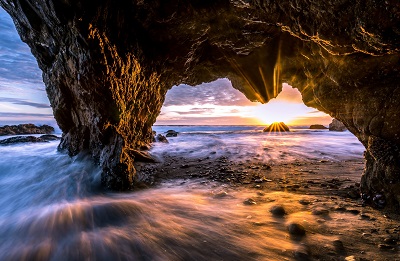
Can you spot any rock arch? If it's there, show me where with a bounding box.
[1,0,399,206]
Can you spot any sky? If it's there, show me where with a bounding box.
[0,8,54,126]
[156,80,332,126]
[0,7,331,127]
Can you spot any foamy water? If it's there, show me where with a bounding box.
[0,126,368,260]
[152,126,364,163]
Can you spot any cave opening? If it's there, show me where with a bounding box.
[150,78,364,168]
[155,78,333,126]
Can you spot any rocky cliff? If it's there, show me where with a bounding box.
[1,0,399,206]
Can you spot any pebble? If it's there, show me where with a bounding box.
[333,240,346,254]
[383,237,397,245]
[344,256,356,261]
[298,199,311,205]
[287,223,306,236]
[347,209,360,215]
[293,244,310,260]
[243,198,257,205]
[293,249,310,260]
[360,213,370,220]
[311,208,329,216]
[378,244,395,250]
[213,191,228,198]
[270,205,286,217]
[334,207,347,212]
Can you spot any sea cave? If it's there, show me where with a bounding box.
[0,0,399,208]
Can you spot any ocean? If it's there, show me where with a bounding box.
[151,125,364,163]
[0,125,366,260]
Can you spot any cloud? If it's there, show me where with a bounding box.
[0,97,50,109]
[175,108,215,115]
[0,112,53,117]
[0,8,45,91]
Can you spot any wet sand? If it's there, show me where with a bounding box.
[136,154,400,261]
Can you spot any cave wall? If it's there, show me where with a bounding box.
[0,0,399,205]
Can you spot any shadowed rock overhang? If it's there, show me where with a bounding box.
[0,0,399,207]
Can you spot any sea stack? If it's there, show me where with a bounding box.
[263,122,290,132]
[309,124,328,130]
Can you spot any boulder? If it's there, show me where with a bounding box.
[156,134,168,143]
[329,119,347,132]
[263,122,290,132]
[165,130,178,137]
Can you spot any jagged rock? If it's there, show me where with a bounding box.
[0,135,60,145]
[156,134,168,143]
[309,124,327,130]
[329,119,347,132]
[263,122,290,132]
[1,0,399,205]
[0,124,54,136]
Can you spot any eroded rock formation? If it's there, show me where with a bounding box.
[1,0,399,206]
[329,119,347,131]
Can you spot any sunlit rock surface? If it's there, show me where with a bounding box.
[1,0,399,206]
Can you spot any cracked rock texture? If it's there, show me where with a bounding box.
[0,0,399,206]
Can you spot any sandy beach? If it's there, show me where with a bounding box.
[133,133,400,260]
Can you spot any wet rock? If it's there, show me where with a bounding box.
[333,240,346,255]
[293,246,310,261]
[383,237,397,245]
[0,135,60,145]
[270,205,286,217]
[372,194,386,208]
[243,198,257,205]
[165,130,178,137]
[298,199,311,205]
[359,213,371,220]
[287,223,306,236]
[156,134,168,143]
[40,134,61,141]
[347,209,361,215]
[263,122,290,132]
[0,124,54,136]
[347,189,360,199]
[311,208,329,216]
[213,191,228,198]
[329,119,347,132]
[378,244,395,250]
[309,124,327,130]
